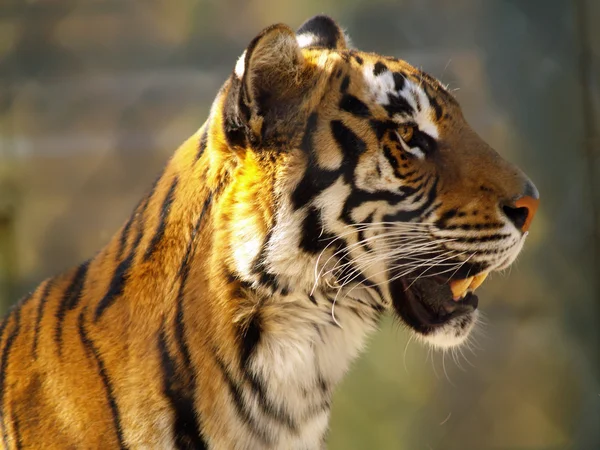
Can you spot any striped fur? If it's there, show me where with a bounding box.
[0,16,537,449]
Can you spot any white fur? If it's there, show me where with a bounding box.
[231,209,264,280]
[362,66,396,105]
[422,310,479,349]
[296,33,316,48]
[362,64,440,158]
[212,287,379,449]
[235,50,247,78]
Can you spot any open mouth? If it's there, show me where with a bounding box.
[390,267,489,335]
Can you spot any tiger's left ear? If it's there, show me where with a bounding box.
[228,24,305,147]
[296,15,349,50]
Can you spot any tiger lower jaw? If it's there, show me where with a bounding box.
[389,272,489,349]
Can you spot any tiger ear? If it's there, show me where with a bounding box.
[230,24,304,146]
[296,15,348,50]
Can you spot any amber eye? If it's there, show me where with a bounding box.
[397,124,414,143]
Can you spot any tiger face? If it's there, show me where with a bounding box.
[225,16,539,349]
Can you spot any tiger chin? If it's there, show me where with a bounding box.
[0,15,538,450]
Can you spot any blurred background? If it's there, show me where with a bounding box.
[0,0,598,448]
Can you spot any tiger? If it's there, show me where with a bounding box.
[0,15,539,450]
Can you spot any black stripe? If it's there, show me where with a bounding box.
[94,254,133,322]
[339,75,350,93]
[178,193,214,279]
[392,72,406,91]
[116,181,162,262]
[257,271,279,292]
[421,201,443,222]
[317,375,329,394]
[211,348,271,444]
[383,92,414,117]
[0,315,10,348]
[175,266,195,372]
[11,400,22,450]
[427,90,443,121]
[339,187,415,224]
[250,227,281,292]
[144,177,179,261]
[445,223,505,231]
[195,123,210,163]
[476,241,518,256]
[413,90,422,112]
[331,120,367,158]
[291,113,341,210]
[31,280,52,359]
[0,303,22,449]
[158,327,207,450]
[410,190,425,204]
[243,371,297,433]
[383,145,400,171]
[55,261,90,356]
[352,54,364,65]
[436,209,458,226]
[373,62,388,76]
[369,119,397,141]
[239,313,262,372]
[382,176,439,223]
[452,233,512,244]
[357,213,375,255]
[78,308,127,449]
[407,173,425,184]
[162,190,216,448]
[237,313,299,431]
[292,113,353,209]
[94,188,155,322]
[340,94,371,118]
[299,206,335,254]
[175,193,214,369]
[402,170,418,179]
[116,215,135,262]
[409,129,437,155]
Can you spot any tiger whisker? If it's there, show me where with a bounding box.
[401,251,472,290]
[313,231,444,292]
[324,244,459,287]
[321,239,454,279]
[327,241,463,288]
[336,250,465,300]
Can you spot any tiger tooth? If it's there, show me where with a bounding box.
[449,277,473,301]
[469,272,489,292]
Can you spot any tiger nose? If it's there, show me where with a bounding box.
[502,181,540,233]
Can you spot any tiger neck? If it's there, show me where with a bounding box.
[124,114,382,443]
[195,112,383,394]
[202,284,382,445]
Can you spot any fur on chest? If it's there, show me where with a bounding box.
[225,287,381,449]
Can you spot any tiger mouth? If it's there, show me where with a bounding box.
[390,270,489,334]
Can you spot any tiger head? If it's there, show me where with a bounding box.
[213,16,539,349]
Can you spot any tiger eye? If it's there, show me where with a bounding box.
[398,125,414,142]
